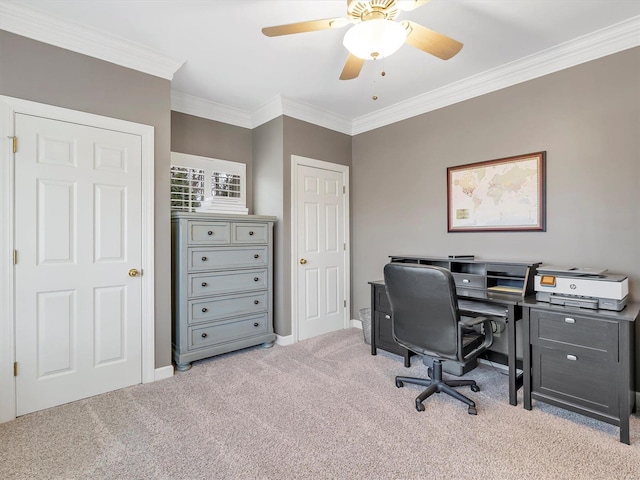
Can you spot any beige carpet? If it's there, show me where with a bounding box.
[1,328,638,480]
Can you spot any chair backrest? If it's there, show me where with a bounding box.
[383,263,460,360]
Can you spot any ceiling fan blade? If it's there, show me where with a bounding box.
[396,0,432,11]
[339,54,365,80]
[262,17,349,37]
[403,21,463,60]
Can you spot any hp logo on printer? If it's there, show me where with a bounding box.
[570,284,577,290]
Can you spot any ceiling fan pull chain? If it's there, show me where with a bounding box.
[371,58,378,100]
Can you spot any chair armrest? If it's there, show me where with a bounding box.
[457,316,494,363]
[460,315,490,328]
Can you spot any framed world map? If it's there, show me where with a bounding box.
[447,152,546,232]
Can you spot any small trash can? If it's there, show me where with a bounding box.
[358,308,372,345]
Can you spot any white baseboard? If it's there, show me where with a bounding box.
[154,365,174,381]
[275,334,294,346]
[350,318,362,329]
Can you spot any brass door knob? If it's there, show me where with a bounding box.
[299,258,307,265]
[128,268,140,277]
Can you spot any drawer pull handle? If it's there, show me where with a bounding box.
[201,256,208,261]
[567,354,578,361]
[249,231,254,236]
[201,307,208,313]
[201,282,208,287]
[253,322,259,327]
[254,277,259,282]
[254,300,260,305]
[385,314,391,320]
[201,333,208,338]
[462,279,470,284]
[565,318,575,324]
[207,231,213,236]
[254,254,260,259]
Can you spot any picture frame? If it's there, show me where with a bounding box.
[447,151,546,232]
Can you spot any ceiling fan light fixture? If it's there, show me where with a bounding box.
[343,19,408,60]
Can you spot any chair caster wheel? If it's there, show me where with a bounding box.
[468,407,477,415]
[395,379,404,388]
[471,385,480,392]
[415,401,425,412]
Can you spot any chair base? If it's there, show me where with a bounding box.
[395,359,480,415]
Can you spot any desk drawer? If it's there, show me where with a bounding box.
[530,310,617,354]
[452,273,484,289]
[188,269,268,297]
[531,344,618,416]
[188,222,230,244]
[189,313,268,349]
[188,246,268,271]
[374,285,391,313]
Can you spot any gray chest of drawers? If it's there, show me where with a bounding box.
[171,212,277,371]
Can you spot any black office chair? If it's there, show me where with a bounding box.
[383,263,494,415]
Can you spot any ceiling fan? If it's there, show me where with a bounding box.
[262,0,463,80]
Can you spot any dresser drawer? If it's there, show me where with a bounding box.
[188,246,268,271]
[188,269,268,297]
[530,310,618,353]
[189,313,269,349]
[451,273,484,289]
[188,292,268,325]
[233,223,269,244]
[188,221,231,244]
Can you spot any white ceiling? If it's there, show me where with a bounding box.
[2,0,639,133]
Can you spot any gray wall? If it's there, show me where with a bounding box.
[252,116,352,336]
[0,31,173,368]
[171,111,254,212]
[252,117,285,332]
[352,47,640,380]
[282,117,352,336]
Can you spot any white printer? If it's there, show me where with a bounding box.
[534,265,628,311]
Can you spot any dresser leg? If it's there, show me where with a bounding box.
[175,362,192,372]
[261,340,275,348]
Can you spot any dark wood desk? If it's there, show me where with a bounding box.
[369,280,525,406]
[522,299,638,444]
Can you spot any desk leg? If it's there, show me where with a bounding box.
[370,285,377,356]
[507,305,518,406]
[523,307,532,411]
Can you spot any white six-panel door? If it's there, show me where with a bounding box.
[14,113,143,415]
[296,161,348,340]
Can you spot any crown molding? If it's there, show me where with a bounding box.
[280,97,353,135]
[249,95,352,135]
[171,91,252,128]
[351,15,640,135]
[0,1,183,80]
[250,95,285,129]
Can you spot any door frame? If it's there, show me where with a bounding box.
[290,155,350,343]
[0,95,155,422]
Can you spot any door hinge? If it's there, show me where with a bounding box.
[8,136,17,153]
[344,300,346,308]
[343,186,346,194]
[13,362,18,377]
[343,243,346,251]
[13,250,17,265]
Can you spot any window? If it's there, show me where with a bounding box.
[170,166,204,212]
[170,152,248,214]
